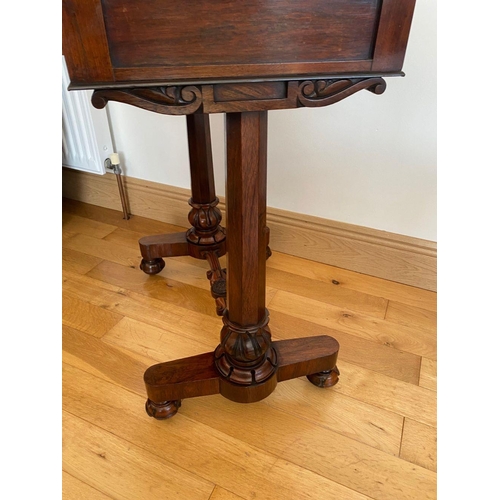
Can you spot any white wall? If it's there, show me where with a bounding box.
[107,0,436,242]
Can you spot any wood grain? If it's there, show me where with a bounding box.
[63,325,150,395]
[400,419,437,472]
[269,309,421,384]
[62,248,103,275]
[385,301,437,332]
[266,251,437,312]
[269,290,437,359]
[87,260,219,317]
[335,361,436,427]
[63,364,372,500]
[62,293,123,338]
[419,358,437,392]
[62,213,117,239]
[209,487,245,500]
[62,410,214,500]
[64,233,142,268]
[62,471,113,500]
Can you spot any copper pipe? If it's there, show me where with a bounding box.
[115,171,130,220]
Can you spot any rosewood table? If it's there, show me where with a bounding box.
[63,0,416,419]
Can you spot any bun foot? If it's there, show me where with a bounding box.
[307,366,340,388]
[140,258,166,275]
[145,399,181,420]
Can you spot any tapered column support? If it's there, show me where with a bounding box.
[143,112,340,418]
[139,113,227,312]
[140,114,226,266]
[213,112,278,402]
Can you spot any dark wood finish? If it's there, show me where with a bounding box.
[143,336,339,408]
[307,368,341,388]
[214,112,278,400]
[63,0,416,419]
[63,0,416,88]
[372,0,417,72]
[101,0,380,67]
[138,114,228,315]
[112,61,375,83]
[62,0,113,83]
[92,77,387,115]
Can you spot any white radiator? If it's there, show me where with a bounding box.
[62,56,113,175]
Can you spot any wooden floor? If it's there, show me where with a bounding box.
[62,199,437,500]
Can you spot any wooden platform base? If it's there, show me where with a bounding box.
[144,336,339,419]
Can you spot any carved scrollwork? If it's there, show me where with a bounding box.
[91,85,202,115]
[297,77,387,107]
[90,77,387,115]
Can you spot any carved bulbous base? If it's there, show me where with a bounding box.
[145,399,182,420]
[214,311,277,386]
[186,197,226,246]
[307,366,340,388]
[140,258,166,275]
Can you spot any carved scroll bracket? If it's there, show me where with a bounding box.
[297,77,387,107]
[91,77,387,115]
[91,85,202,115]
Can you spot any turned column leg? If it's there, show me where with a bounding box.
[214,111,278,403]
[139,114,226,277]
[185,113,226,248]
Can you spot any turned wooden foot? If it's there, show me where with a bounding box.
[145,399,182,420]
[140,258,166,275]
[307,366,340,388]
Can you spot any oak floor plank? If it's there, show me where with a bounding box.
[335,361,436,427]
[63,410,215,500]
[262,377,403,455]
[270,310,421,384]
[62,213,118,239]
[266,266,388,318]
[62,471,114,500]
[266,250,437,312]
[62,293,123,338]
[103,316,215,361]
[63,271,222,342]
[400,419,437,472]
[65,233,142,269]
[63,364,371,500]
[385,301,437,332]
[269,290,436,359]
[182,393,436,500]
[87,260,219,317]
[62,248,103,275]
[63,325,150,396]
[209,486,246,500]
[63,198,188,235]
[419,358,437,392]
